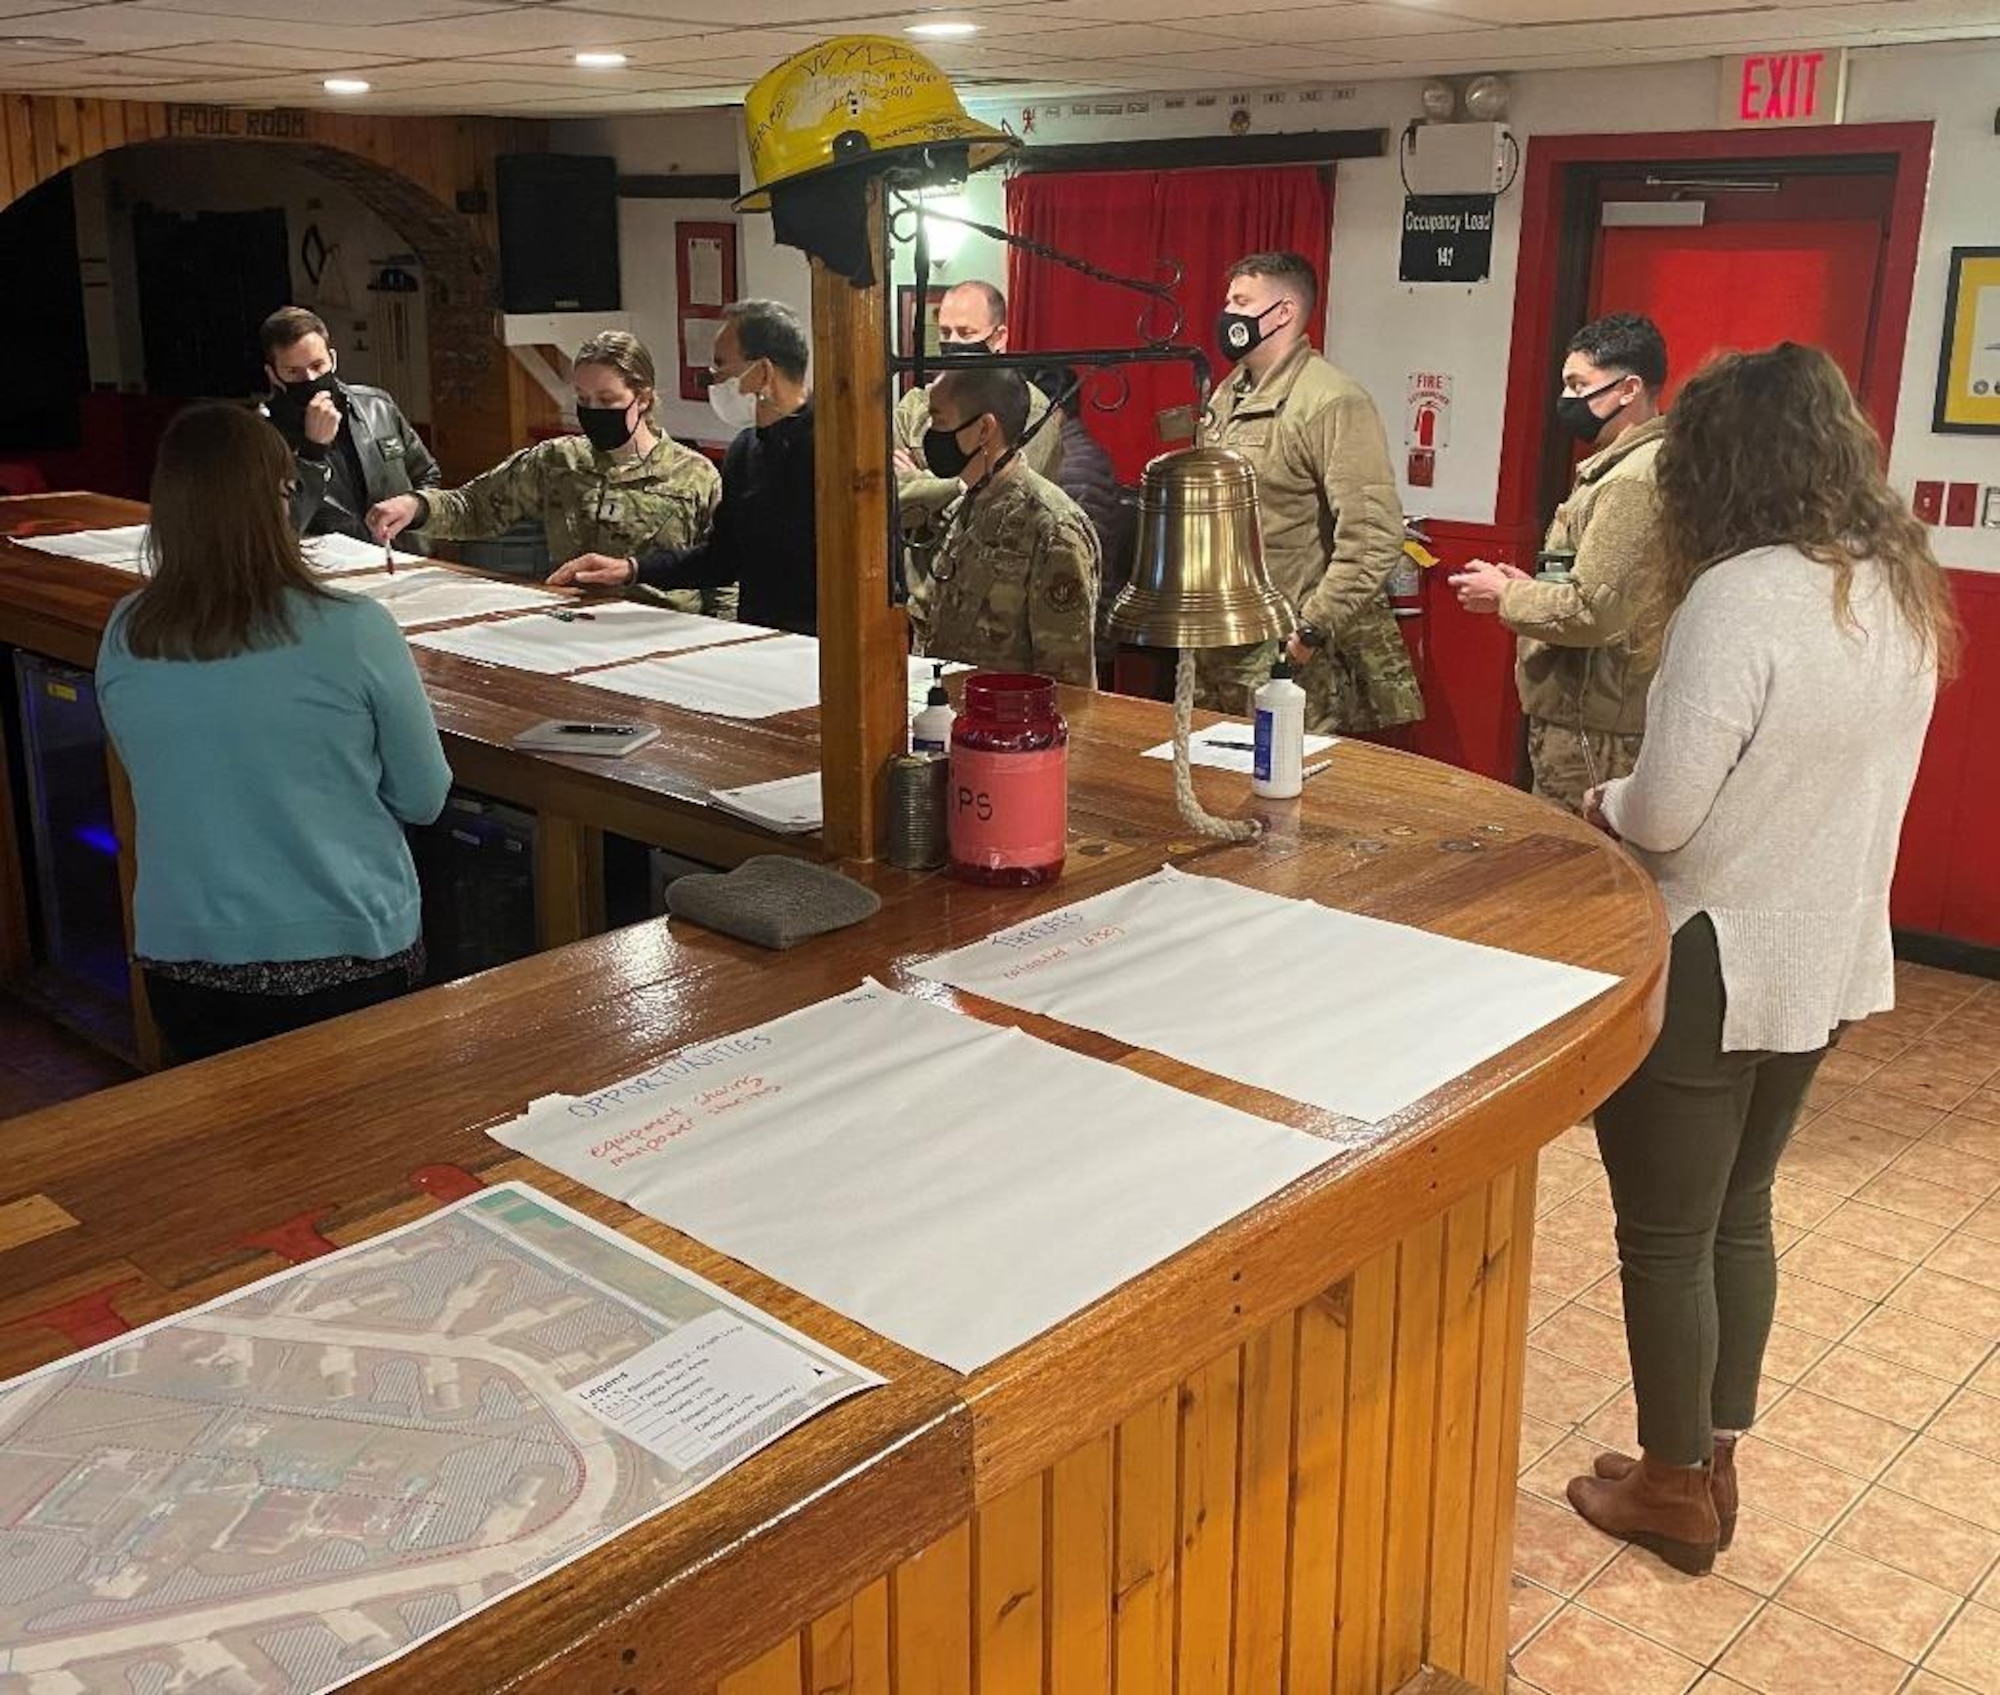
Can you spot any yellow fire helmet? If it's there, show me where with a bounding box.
[738,35,1017,212]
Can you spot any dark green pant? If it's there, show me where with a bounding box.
[1592,915,1827,1465]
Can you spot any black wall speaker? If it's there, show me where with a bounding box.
[495,154,621,314]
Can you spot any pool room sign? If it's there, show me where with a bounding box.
[167,105,311,141]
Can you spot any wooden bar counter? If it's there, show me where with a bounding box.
[0,680,1666,1695]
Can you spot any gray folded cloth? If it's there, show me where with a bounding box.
[666,855,881,950]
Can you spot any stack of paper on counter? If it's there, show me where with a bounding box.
[574,633,823,718]
[912,865,1620,1125]
[488,982,1337,1372]
[709,770,822,833]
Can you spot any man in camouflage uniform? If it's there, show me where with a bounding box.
[368,427,727,618]
[1198,251,1423,735]
[909,366,1098,689]
[1449,313,1669,814]
[895,280,1063,618]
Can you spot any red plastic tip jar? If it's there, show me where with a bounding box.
[947,672,1068,887]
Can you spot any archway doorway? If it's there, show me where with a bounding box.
[0,96,554,486]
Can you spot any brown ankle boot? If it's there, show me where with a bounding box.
[1592,1437,1738,1551]
[1568,1454,1720,1574]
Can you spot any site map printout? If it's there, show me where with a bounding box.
[0,1183,881,1693]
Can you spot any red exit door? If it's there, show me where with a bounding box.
[1587,168,1894,421]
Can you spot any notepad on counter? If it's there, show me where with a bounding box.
[488,981,1335,1373]
[332,567,562,629]
[411,601,768,674]
[1141,718,1338,774]
[913,865,1620,1126]
[709,771,822,834]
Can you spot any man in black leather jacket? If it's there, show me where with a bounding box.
[260,306,439,546]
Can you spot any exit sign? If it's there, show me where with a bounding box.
[1720,49,1847,127]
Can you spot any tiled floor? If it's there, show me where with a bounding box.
[0,992,135,1119]
[1509,961,2000,1695]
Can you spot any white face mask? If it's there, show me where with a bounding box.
[708,372,761,432]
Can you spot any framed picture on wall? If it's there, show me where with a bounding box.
[896,285,950,392]
[1933,246,2000,434]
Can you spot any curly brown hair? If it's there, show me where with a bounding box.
[1645,342,1958,677]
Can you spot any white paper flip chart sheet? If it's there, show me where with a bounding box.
[574,633,823,718]
[488,983,1336,1372]
[9,524,150,571]
[1141,719,1339,774]
[410,602,765,673]
[708,770,822,833]
[300,531,427,574]
[912,866,1620,1125]
[0,1183,878,1695]
[331,567,561,628]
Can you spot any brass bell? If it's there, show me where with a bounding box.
[1105,446,1291,650]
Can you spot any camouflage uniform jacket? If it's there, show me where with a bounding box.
[1202,342,1423,730]
[421,433,729,618]
[911,467,1099,689]
[1501,414,1666,738]
[896,377,1066,626]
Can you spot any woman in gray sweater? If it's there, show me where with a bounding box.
[1568,344,1959,1573]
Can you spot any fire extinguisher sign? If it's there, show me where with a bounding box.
[1405,372,1451,490]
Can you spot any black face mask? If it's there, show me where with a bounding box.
[576,402,637,453]
[937,337,992,358]
[1216,300,1284,362]
[277,370,340,409]
[923,419,978,480]
[1556,378,1630,443]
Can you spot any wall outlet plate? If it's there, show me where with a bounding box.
[1983,487,2000,530]
[1945,482,1979,527]
[1913,480,1944,524]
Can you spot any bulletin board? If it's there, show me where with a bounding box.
[676,222,738,402]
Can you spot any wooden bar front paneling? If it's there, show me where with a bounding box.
[714,1158,1542,1695]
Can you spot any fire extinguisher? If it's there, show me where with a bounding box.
[1390,516,1437,618]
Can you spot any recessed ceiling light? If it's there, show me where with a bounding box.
[0,34,85,48]
[574,51,628,68]
[322,77,371,94]
[906,20,981,39]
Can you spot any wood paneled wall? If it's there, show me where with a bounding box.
[711,1159,1538,1695]
[0,93,559,479]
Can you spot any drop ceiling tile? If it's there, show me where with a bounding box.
[1410,0,1770,19]
[136,0,513,21]
[554,0,932,21]
[129,40,416,67]
[1233,4,1527,39]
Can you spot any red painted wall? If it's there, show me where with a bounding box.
[1894,568,2000,947]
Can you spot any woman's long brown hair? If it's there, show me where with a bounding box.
[1643,342,1959,676]
[121,403,331,662]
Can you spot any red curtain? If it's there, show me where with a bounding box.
[1006,165,1331,480]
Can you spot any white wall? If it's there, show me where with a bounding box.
[558,111,742,445]
[71,143,433,421]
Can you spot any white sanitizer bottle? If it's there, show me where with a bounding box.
[911,663,955,756]
[1252,659,1307,799]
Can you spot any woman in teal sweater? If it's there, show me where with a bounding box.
[98,403,452,1064]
